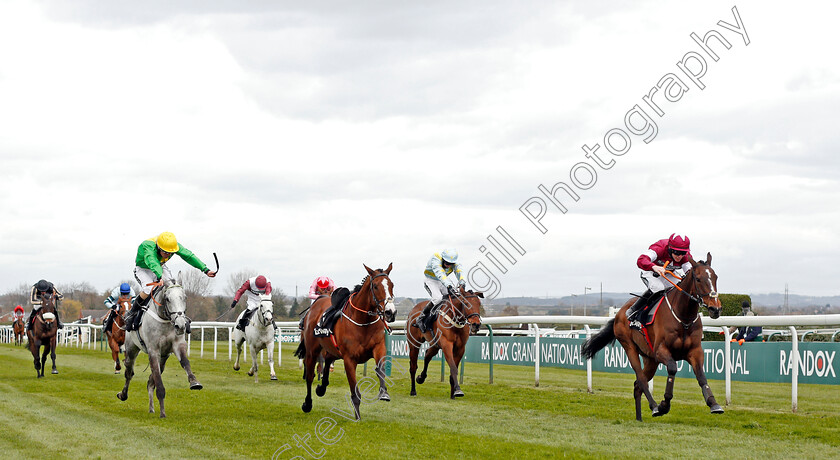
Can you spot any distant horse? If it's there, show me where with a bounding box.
[26,294,59,377]
[117,278,202,418]
[13,315,25,346]
[105,298,129,374]
[295,264,396,420]
[582,253,724,421]
[407,286,483,398]
[233,294,277,382]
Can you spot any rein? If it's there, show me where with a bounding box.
[659,262,716,329]
[440,292,481,328]
[145,281,186,326]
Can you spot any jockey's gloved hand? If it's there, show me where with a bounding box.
[230,300,237,309]
[447,285,457,296]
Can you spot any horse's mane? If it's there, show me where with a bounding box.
[352,269,387,293]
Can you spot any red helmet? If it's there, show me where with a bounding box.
[316,277,332,290]
[668,233,691,252]
[254,276,268,291]
[14,305,24,313]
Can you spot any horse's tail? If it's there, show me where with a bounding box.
[581,318,616,360]
[293,340,306,359]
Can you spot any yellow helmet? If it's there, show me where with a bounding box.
[156,232,180,253]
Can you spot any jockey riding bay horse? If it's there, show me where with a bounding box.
[105,297,130,374]
[27,292,59,377]
[582,253,724,421]
[13,314,25,347]
[295,264,396,420]
[407,286,483,398]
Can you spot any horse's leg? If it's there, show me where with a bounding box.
[118,338,139,401]
[248,343,259,382]
[687,346,724,414]
[409,339,421,396]
[653,347,678,417]
[267,339,277,381]
[373,340,391,402]
[147,353,166,417]
[174,341,202,390]
[302,342,320,413]
[31,338,42,377]
[40,342,49,378]
[343,358,362,420]
[316,355,337,397]
[110,336,121,373]
[50,336,57,374]
[440,340,461,399]
[452,342,467,397]
[233,332,243,371]
[417,344,440,385]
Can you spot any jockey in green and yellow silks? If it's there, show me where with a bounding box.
[125,232,216,331]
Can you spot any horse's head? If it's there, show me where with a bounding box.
[117,296,131,316]
[161,283,188,334]
[259,294,274,325]
[687,252,722,319]
[451,286,483,334]
[364,263,396,322]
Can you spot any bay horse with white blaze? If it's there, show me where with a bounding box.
[13,314,25,346]
[105,298,129,373]
[295,264,396,420]
[117,278,202,418]
[27,293,59,377]
[582,253,724,421]
[407,286,483,398]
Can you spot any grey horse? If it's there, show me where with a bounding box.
[117,277,202,418]
[232,294,277,382]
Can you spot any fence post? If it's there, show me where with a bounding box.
[228,327,233,361]
[440,349,445,382]
[584,325,592,393]
[488,326,494,384]
[724,326,732,405]
[533,323,540,388]
[790,325,798,413]
[187,332,191,357]
[214,327,218,360]
[200,327,204,358]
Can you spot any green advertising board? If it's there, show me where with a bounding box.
[386,335,839,385]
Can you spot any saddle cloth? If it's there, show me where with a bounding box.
[314,287,352,337]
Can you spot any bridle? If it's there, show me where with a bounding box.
[441,291,482,328]
[343,272,394,327]
[148,282,186,327]
[256,299,274,327]
[662,263,719,329]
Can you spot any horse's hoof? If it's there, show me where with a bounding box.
[51,370,58,374]
[37,374,43,379]
[379,391,391,402]
[190,382,203,390]
[410,390,417,396]
[117,392,127,401]
[316,385,326,397]
[453,389,465,398]
[247,370,254,377]
[160,413,166,419]
[233,365,240,371]
[114,370,120,374]
[302,401,312,413]
[416,375,426,385]
[710,404,724,414]
[651,407,661,417]
[270,375,278,381]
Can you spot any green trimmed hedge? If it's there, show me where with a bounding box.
[702,293,752,341]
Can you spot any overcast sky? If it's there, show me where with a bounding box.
[1,0,838,303]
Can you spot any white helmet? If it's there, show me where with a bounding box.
[441,249,459,264]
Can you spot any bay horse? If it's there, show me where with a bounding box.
[582,253,724,421]
[26,293,59,377]
[295,264,396,420]
[117,278,202,418]
[13,314,25,346]
[105,297,130,374]
[407,286,483,398]
[232,294,277,382]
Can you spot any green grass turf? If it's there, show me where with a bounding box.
[1,342,838,459]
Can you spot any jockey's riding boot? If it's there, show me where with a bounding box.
[628,290,653,321]
[102,311,113,334]
[236,315,249,331]
[25,310,35,331]
[416,301,437,333]
[126,295,147,332]
[298,315,305,331]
